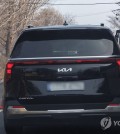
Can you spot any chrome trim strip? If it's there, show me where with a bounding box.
[7,106,120,115]
[9,55,118,61]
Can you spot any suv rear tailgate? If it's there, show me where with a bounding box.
[5,57,120,110]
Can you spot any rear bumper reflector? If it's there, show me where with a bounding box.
[108,104,120,107]
[106,104,120,111]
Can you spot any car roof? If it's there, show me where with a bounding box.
[24,25,111,32]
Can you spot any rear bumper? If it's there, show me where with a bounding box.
[7,105,120,115]
[6,112,120,129]
[6,114,107,128]
[5,107,120,128]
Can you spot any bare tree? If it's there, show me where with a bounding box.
[0,0,50,80]
[108,16,120,29]
[0,0,49,57]
[32,7,75,26]
[108,2,120,29]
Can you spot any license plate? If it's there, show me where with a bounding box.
[47,81,85,91]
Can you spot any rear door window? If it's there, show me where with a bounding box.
[11,29,119,58]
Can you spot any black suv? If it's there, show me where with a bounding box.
[3,25,120,134]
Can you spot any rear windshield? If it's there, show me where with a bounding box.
[11,29,119,58]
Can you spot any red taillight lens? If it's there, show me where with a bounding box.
[7,63,14,69]
[5,62,14,81]
[117,60,120,66]
[108,104,120,107]
[7,69,12,74]
[12,106,25,109]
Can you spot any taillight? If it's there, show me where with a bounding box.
[5,62,14,81]
[108,104,120,107]
[106,103,120,111]
[117,60,120,66]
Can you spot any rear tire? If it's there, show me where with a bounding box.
[4,124,23,134]
[3,107,23,134]
[4,117,23,134]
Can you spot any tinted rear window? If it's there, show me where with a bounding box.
[11,29,119,58]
